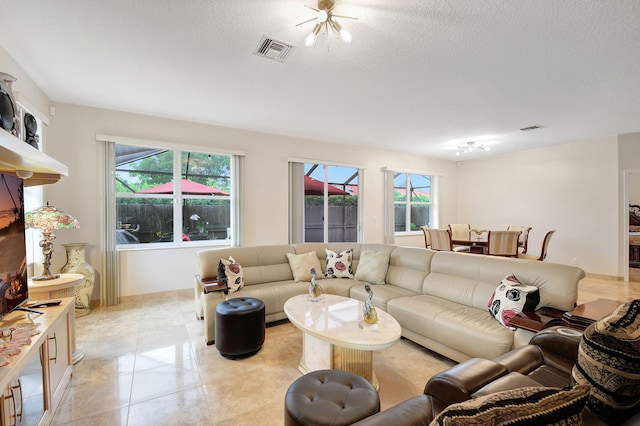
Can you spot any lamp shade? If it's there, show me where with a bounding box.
[26,205,80,231]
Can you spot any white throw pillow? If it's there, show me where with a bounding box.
[354,249,389,285]
[286,251,323,282]
[325,248,354,279]
[488,274,540,326]
[218,256,244,293]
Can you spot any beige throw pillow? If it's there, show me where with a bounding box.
[354,249,389,285]
[286,251,323,282]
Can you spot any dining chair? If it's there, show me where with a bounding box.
[507,226,533,253]
[447,224,471,252]
[486,230,521,257]
[427,229,453,251]
[420,226,431,248]
[519,230,556,261]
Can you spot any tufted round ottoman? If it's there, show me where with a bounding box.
[284,369,380,426]
[215,297,265,358]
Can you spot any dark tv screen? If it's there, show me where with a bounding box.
[0,172,28,317]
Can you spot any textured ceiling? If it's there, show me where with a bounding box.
[0,0,639,160]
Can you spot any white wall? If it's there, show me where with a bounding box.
[456,137,619,276]
[43,103,457,297]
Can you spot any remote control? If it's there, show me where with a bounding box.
[29,300,62,308]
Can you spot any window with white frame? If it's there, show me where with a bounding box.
[114,144,234,245]
[289,161,361,243]
[393,173,433,233]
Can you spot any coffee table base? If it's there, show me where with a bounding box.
[299,333,379,390]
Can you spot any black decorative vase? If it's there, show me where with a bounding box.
[0,72,20,138]
[23,113,39,149]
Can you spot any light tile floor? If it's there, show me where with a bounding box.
[52,276,640,425]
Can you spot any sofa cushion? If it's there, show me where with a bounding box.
[429,384,590,426]
[570,299,640,424]
[388,295,515,361]
[218,256,244,293]
[324,248,354,279]
[354,249,390,285]
[488,274,540,327]
[286,251,323,282]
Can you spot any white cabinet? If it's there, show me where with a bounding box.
[0,298,74,426]
[45,311,72,414]
[2,347,45,426]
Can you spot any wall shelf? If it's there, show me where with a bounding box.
[0,128,67,186]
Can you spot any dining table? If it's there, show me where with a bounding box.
[451,229,489,254]
[452,228,527,255]
[451,238,486,254]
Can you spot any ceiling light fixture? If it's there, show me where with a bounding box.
[456,141,490,156]
[296,0,357,49]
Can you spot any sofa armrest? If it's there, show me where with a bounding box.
[194,274,228,319]
[528,326,581,375]
[423,358,508,406]
[351,395,441,426]
[493,345,545,375]
[196,274,228,293]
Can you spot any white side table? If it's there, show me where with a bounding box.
[28,273,85,364]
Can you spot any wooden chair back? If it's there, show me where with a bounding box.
[448,224,471,241]
[487,230,521,257]
[507,226,533,253]
[427,229,453,251]
[537,230,556,261]
[420,226,431,248]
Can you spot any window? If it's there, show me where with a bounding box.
[289,162,361,243]
[394,173,432,233]
[115,144,233,245]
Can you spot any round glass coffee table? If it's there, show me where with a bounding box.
[284,294,401,390]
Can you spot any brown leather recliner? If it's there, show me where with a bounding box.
[353,327,638,426]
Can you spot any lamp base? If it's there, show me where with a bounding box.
[32,274,60,281]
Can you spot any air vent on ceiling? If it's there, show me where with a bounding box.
[254,36,295,63]
[520,125,544,131]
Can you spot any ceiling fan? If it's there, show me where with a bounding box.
[456,141,490,156]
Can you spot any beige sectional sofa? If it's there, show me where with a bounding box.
[194,243,585,362]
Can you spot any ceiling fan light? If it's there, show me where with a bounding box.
[329,20,352,44]
[298,0,356,49]
[305,23,322,47]
[341,30,352,43]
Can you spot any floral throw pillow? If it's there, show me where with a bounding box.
[218,256,244,293]
[487,274,540,327]
[325,248,353,279]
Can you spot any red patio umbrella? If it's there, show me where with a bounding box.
[304,176,349,196]
[138,178,229,195]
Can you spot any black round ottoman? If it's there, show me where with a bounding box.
[284,370,380,426]
[215,297,265,358]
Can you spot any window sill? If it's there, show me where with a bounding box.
[117,240,231,251]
